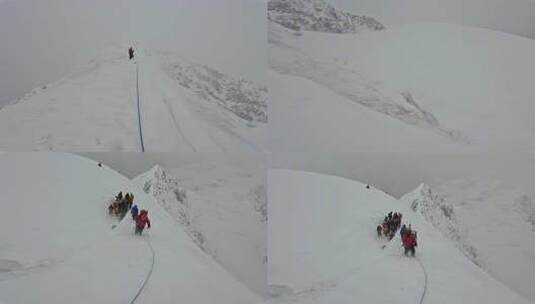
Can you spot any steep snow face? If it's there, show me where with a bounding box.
[134,161,267,297]
[0,153,131,270]
[0,48,266,152]
[269,18,535,151]
[0,47,140,151]
[268,24,469,151]
[135,165,199,248]
[268,0,384,33]
[267,169,530,303]
[0,153,261,304]
[165,61,268,123]
[402,179,535,301]
[401,184,479,264]
[356,24,535,151]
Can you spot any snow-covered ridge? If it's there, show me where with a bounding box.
[134,163,267,297]
[165,62,268,123]
[268,0,385,33]
[516,195,535,231]
[135,165,207,250]
[0,48,266,152]
[401,183,481,264]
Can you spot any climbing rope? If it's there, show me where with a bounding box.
[416,258,428,304]
[129,238,155,303]
[136,63,145,152]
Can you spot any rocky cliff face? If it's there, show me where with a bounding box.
[268,0,385,33]
[166,62,268,123]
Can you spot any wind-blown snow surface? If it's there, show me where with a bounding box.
[401,180,535,301]
[269,0,535,152]
[0,153,260,304]
[0,47,266,152]
[267,169,530,303]
[133,160,267,297]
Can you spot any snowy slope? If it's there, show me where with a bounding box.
[268,69,463,152]
[401,180,535,301]
[0,153,261,304]
[268,0,535,152]
[134,160,267,297]
[0,47,266,152]
[267,169,530,303]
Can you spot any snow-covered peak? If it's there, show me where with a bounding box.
[401,183,480,261]
[136,165,191,231]
[402,183,457,226]
[403,183,452,217]
[141,164,168,186]
[268,0,385,33]
[165,62,268,123]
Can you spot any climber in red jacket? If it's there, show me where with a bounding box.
[135,210,151,235]
[402,229,417,256]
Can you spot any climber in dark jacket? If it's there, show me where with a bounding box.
[400,224,407,237]
[131,205,139,220]
[128,47,134,60]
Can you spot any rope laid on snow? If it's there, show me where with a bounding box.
[136,63,145,152]
[416,258,428,304]
[129,238,155,304]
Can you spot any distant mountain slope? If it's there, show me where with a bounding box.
[268,0,384,33]
[269,15,535,151]
[165,62,267,123]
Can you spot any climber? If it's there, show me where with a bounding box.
[400,224,407,237]
[377,225,382,237]
[131,204,139,220]
[128,46,134,60]
[127,193,134,209]
[402,229,417,257]
[135,210,151,235]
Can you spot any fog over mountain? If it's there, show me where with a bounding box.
[332,0,535,39]
[270,153,535,198]
[0,0,266,107]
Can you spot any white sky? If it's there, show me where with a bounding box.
[0,0,266,107]
[79,152,266,179]
[270,152,535,198]
[80,152,535,200]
